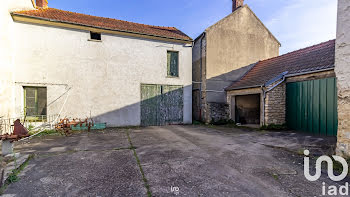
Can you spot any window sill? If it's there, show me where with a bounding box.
[166,76,180,79]
[88,39,102,42]
[25,116,47,122]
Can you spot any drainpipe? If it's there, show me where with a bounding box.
[199,32,206,121]
[261,75,286,126]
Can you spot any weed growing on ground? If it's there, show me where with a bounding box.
[126,130,152,197]
[271,173,279,180]
[0,155,34,194]
[333,157,350,175]
[28,129,59,137]
[27,125,35,132]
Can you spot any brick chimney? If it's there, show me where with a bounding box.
[232,0,244,12]
[36,0,48,8]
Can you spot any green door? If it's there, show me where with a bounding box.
[141,84,183,126]
[286,78,338,136]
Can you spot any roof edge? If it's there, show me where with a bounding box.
[205,5,246,32]
[285,67,334,78]
[11,13,193,43]
[226,84,262,91]
[244,5,281,46]
[224,62,259,91]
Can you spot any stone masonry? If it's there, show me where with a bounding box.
[336,0,350,156]
[264,83,286,125]
[226,70,336,127]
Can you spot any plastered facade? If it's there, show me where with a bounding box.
[0,0,35,120]
[192,5,280,123]
[1,0,192,127]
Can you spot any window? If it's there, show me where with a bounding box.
[167,51,179,77]
[24,87,47,119]
[90,31,101,41]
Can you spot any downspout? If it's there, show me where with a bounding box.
[199,32,206,121]
[261,75,286,126]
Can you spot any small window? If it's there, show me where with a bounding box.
[167,51,179,77]
[24,87,47,119]
[90,32,101,41]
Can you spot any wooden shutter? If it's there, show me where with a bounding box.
[167,51,179,77]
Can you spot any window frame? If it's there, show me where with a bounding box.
[89,31,102,42]
[23,86,47,121]
[167,50,180,78]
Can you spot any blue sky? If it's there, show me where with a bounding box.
[48,0,337,54]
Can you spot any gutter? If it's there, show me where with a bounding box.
[285,67,334,78]
[11,13,193,43]
[261,72,288,126]
[199,32,206,120]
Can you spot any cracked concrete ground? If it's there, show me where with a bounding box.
[2,125,347,197]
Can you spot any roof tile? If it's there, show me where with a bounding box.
[226,39,335,90]
[12,8,192,41]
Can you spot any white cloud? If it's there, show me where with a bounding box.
[264,0,337,54]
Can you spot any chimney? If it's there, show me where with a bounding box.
[36,0,48,8]
[232,0,244,12]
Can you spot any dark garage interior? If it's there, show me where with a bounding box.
[235,94,260,125]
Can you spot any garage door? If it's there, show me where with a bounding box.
[286,78,338,136]
[141,84,183,126]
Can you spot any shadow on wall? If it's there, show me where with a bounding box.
[193,63,255,123]
[92,84,190,127]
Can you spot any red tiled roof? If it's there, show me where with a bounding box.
[12,8,192,41]
[226,39,335,90]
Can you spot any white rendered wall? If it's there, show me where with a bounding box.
[11,21,192,126]
[0,0,34,119]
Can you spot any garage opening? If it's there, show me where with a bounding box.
[235,94,260,125]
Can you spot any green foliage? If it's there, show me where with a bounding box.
[28,129,58,137]
[0,155,33,194]
[27,124,35,131]
[333,157,350,174]
[260,124,287,131]
[7,173,19,183]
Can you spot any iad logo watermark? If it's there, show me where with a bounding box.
[171,186,180,195]
[304,150,349,196]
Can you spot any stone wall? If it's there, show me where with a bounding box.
[335,0,350,156]
[207,102,230,123]
[264,83,286,125]
[286,70,335,83]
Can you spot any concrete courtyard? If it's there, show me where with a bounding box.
[2,125,346,197]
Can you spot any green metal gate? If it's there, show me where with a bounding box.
[286,78,338,136]
[141,84,183,126]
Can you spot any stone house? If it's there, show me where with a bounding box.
[192,0,280,123]
[335,0,350,156]
[0,0,193,129]
[226,40,337,137]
